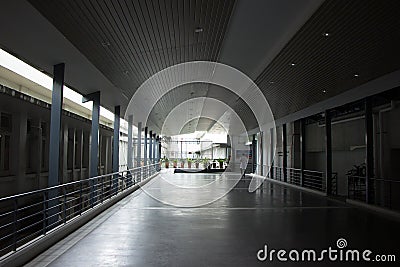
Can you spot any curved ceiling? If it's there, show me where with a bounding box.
[160,97,248,136]
[179,117,225,135]
[147,82,258,134]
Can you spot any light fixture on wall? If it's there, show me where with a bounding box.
[195,27,203,33]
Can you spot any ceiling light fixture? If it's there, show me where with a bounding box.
[195,27,203,33]
[290,62,296,66]
[354,73,359,77]
[322,90,327,93]
[101,41,111,47]
[323,32,330,37]
[269,81,275,84]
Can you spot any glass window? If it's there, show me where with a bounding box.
[4,135,10,171]
[0,113,12,132]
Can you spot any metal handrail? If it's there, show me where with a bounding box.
[347,174,400,211]
[254,164,337,193]
[0,163,160,259]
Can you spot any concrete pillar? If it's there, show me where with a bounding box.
[153,133,157,163]
[270,128,274,179]
[30,119,42,188]
[77,129,83,180]
[47,63,65,228]
[13,112,27,193]
[48,63,65,187]
[144,127,148,165]
[113,106,120,177]
[136,122,142,167]
[282,124,287,182]
[99,135,103,175]
[252,134,256,173]
[156,135,160,162]
[104,136,110,174]
[71,128,77,181]
[82,91,100,205]
[300,119,306,187]
[82,92,100,178]
[325,110,333,195]
[127,115,133,169]
[365,97,374,204]
[149,130,153,164]
[62,125,68,183]
[158,136,162,162]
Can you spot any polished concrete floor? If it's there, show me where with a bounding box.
[26,171,400,266]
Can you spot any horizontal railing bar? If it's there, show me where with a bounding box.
[16,211,43,224]
[0,164,159,202]
[0,164,160,259]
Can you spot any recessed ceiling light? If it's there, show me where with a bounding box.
[269,81,275,84]
[323,32,330,37]
[322,90,327,93]
[354,73,359,77]
[290,62,296,66]
[101,41,111,47]
[195,27,203,33]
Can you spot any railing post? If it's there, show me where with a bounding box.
[13,198,18,251]
[63,187,67,223]
[79,181,83,215]
[90,179,94,208]
[101,175,104,203]
[42,192,47,235]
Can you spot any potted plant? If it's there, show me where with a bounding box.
[180,159,185,168]
[173,159,178,168]
[218,159,225,169]
[202,158,209,169]
[187,158,192,168]
[163,157,169,168]
[195,159,200,169]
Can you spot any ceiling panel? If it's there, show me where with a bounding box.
[255,0,400,119]
[28,0,236,100]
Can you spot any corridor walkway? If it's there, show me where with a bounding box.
[26,172,399,266]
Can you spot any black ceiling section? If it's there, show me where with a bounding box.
[147,82,258,132]
[255,0,400,119]
[28,0,236,99]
